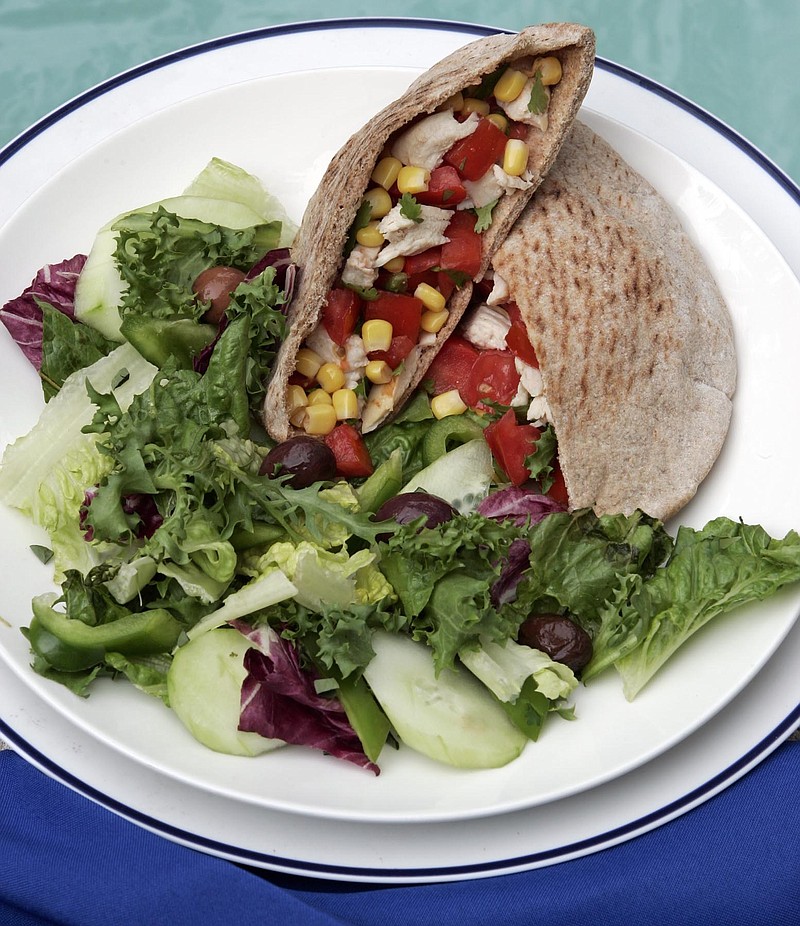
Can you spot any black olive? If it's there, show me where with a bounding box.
[517,614,593,673]
[374,491,458,530]
[259,436,337,489]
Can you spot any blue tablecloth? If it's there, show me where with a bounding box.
[2,744,798,925]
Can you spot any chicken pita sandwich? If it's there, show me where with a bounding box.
[262,23,596,441]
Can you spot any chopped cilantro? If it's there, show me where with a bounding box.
[528,70,549,115]
[474,200,498,233]
[398,193,423,223]
[344,198,373,256]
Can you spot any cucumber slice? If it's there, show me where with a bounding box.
[400,438,494,513]
[74,195,266,341]
[362,632,526,769]
[167,627,284,757]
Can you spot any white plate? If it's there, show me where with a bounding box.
[1,15,799,850]
[3,591,799,883]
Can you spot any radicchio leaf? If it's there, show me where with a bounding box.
[478,485,565,526]
[0,255,87,369]
[491,537,532,608]
[245,247,296,302]
[233,621,379,774]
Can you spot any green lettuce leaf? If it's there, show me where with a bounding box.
[113,207,280,323]
[512,509,673,629]
[40,301,116,400]
[589,518,800,698]
[0,343,156,578]
[182,157,297,247]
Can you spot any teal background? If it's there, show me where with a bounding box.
[0,0,798,183]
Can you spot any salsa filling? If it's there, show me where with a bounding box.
[286,55,565,441]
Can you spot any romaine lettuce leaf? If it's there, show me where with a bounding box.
[460,638,577,741]
[0,343,157,577]
[248,540,392,611]
[182,157,297,247]
[588,518,800,698]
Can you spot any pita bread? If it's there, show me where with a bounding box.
[491,121,736,520]
[263,24,595,441]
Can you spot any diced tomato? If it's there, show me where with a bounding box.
[403,248,441,276]
[507,121,529,141]
[322,287,361,347]
[436,271,457,301]
[405,269,438,294]
[440,211,482,279]
[324,423,374,478]
[365,291,423,342]
[425,334,479,396]
[547,461,570,506]
[443,117,508,181]
[484,409,541,486]
[504,302,539,368]
[462,349,520,410]
[416,165,467,207]
[369,335,416,369]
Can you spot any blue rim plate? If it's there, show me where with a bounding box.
[1,18,799,880]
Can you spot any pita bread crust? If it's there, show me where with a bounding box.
[491,121,736,521]
[263,24,595,440]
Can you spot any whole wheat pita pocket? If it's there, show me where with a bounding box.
[262,23,595,441]
[490,120,736,520]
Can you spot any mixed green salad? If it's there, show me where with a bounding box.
[2,159,800,774]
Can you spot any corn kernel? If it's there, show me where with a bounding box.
[503,138,529,177]
[535,56,562,86]
[288,385,308,428]
[486,112,509,133]
[363,186,393,220]
[361,318,393,352]
[420,309,450,334]
[316,362,346,393]
[431,389,467,420]
[356,221,385,248]
[382,256,405,273]
[307,388,332,406]
[295,347,323,379]
[414,282,446,313]
[303,403,337,435]
[439,90,464,111]
[286,383,307,414]
[332,388,359,420]
[461,97,491,116]
[494,67,528,103]
[289,408,307,428]
[371,156,402,190]
[397,165,430,194]
[365,360,393,384]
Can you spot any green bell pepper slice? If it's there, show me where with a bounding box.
[30,594,183,666]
